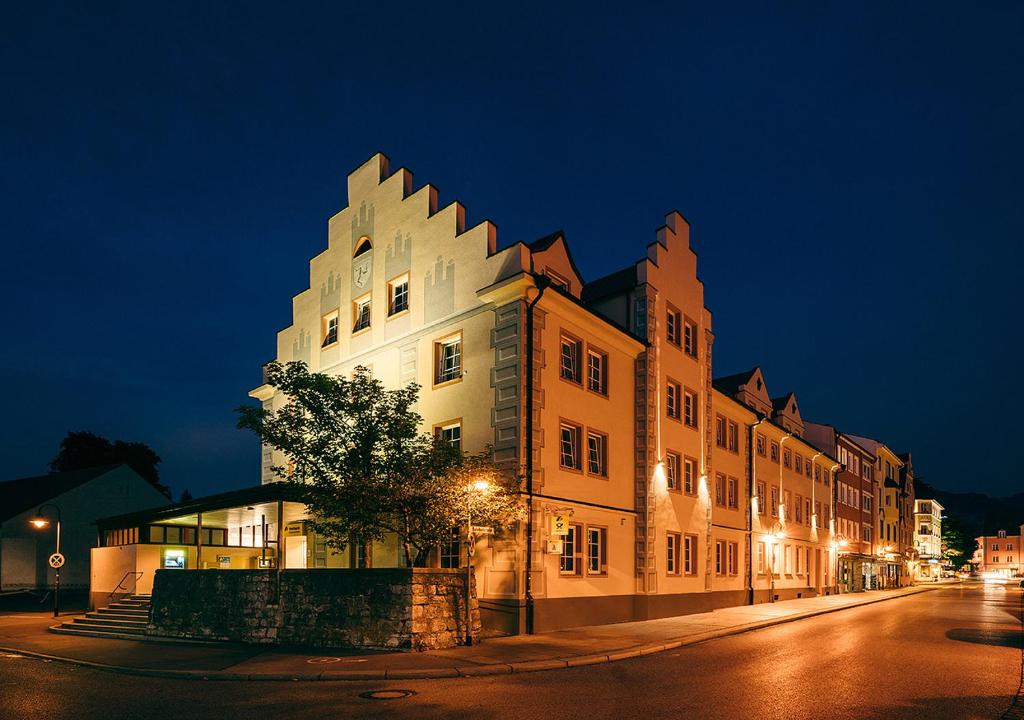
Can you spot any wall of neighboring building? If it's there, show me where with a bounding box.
[0,466,168,591]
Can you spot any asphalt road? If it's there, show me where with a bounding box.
[1,583,1019,720]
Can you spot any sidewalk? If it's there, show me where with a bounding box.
[0,585,936,680]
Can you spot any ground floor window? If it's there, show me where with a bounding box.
[440,528,461,568]
[685,534,698,575]
[560,524,582,575]
[587,527,607,576]
[667,532,681,575]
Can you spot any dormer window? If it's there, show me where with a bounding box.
[353,236,372,257]
[545,270,570,292]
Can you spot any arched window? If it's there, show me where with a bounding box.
[353,236,372,257]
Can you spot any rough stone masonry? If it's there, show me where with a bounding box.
[147,567,480,650]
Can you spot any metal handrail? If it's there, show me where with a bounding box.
[108,571,144,602]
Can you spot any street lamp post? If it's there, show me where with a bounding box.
[29,503,63,617]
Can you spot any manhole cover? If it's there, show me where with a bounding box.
[359,690,416,700]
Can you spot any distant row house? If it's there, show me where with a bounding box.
[90,154,924,634]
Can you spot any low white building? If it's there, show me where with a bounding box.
[0,464,169,595]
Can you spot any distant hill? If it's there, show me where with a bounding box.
[915,478,1024,538]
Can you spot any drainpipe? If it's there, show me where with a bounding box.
[747,418,765,605]
[524,276,550,635]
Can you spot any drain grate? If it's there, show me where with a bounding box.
[359,690,416,700]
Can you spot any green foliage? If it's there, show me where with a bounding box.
[941,513,972,565]
[237,362,523,567]
[49,430,169,498]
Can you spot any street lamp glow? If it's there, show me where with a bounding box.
[471,479,492,493]
[29,517,50,529]
[839,539,849,548]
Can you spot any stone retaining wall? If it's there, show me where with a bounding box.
[147,568,479,650]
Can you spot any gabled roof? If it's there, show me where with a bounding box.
[771,393,797,414]
[527,230,587,293]
[581,266,636,304]
[713,368,759,397]
[0,464,124,523]
[527,230,563,252]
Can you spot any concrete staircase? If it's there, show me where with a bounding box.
[51,594,151,639]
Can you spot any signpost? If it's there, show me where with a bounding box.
[551,513,569,536]
[48,552,65,569]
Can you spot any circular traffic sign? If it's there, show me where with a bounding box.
[48,553,65,569]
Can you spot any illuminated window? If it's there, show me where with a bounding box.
[560,423,581,470]
[587,348,608,395]
[388,274,409,316]
[352,295,371,332]
[560,335,582,384]
[434,334,462,384]
[757,542,766,574]
[353,236,372,257]
[683,457,697,494]
[436,421,462,452]
[683,317,698,357]
[665,452,680,491]
[756,433,766,456]
[683,388,698,428]
[321,311,339,348]
[684,534,698,575]
[586,527,607,575]
[560,524,582,575]
[587,430,607,476]
[666,381,681,420]
[667,532,681,575]
[666,306,681,346]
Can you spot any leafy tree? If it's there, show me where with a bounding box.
[49,431,170,498]
[941,513,972,567]
[179,488,194,503]
[237,362,522,567]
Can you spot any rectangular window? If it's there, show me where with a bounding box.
[321,311,339,348]
[795,546,803,575]
[715,474,726,506]
[814,501,821,528]
[435,421,462,452]
[587,348,608,395]
[666,381,681,420]
[587,430,607,476]
[666,452,680,492]
[757,542,766,574]
[683,457,697,494]
[586,527,607,575]
[560,335,583,384]
[805,499,812,526]
[770,441,779,463]
[387,274,409,316]
[770,486,779,518]
[727,477,738,509]
[440,528,461,568]
[683,317,698,357]
[814,465,821,482]
[560,525,582,575]
[783,448,792,469]
[756,433,766,456]
[795,495,803,523]
[435,334,462,384]
[795,454,803,475]
[352,295,371,332]
[560,422,582,470]
[666,306,681,346]
[715,540,725,575]
[683,388,698,428]
[756,480,766,515]
[684,534,698,575]
[783,490,792,522]
[715,415,727,448]
[667,532,681,575]
[728,542,738,575]
[727,421,739,452]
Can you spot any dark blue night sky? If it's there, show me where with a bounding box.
[2,3,1020,497]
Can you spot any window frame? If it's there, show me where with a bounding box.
[433,418,463,453]
[321,310,339,349]
[352,293,372,334]
[559,332,584,386]
[559,420,583,472]
[386,273,410,317]
[585,428,609,478]
[586,345,609,396]
[433,331,464,387]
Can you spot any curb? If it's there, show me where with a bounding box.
[0,587,937,682]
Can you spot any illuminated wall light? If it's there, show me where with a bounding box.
[653,461,667,495]
[697,474,710,504]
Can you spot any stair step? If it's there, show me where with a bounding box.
[53,625,146,639]
[91,610,148,620]
[73,617,148,629]
[109,602,149,610]
[96,607,149,615]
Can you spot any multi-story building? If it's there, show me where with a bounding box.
[914,498,944,579]
[974,528,1022,578]
[805,423,878,591]
[714,369,837,602]
[848,436,915,588]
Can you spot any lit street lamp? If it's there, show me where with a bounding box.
[465,478,492,646]
[29,503,63,617]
